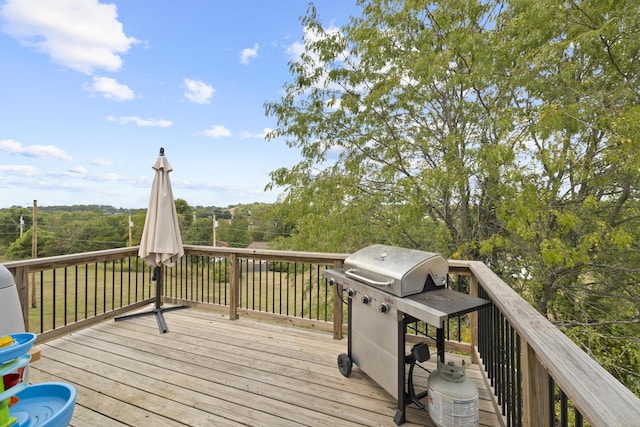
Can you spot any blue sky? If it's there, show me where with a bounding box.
[0,0,358,209]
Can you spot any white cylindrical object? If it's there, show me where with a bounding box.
[0,264,26,335]
[428,360,479,427]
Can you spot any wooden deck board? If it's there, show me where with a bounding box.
[27,307,502,427]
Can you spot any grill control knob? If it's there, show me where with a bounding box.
[362,295,372,304]
[380,303,390,313]
[348,288,356,297]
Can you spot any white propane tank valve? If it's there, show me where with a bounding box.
[428,359,479,427]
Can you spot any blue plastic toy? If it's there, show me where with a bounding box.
[0,333,76,427]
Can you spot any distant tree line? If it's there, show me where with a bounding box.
[0,201,282,259]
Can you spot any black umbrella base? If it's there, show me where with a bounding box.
[114,305,189,333]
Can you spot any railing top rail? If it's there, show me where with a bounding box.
[450,259,640,426]
[184,244,349,264]
[3,247,140,272]
[1,245,349,274]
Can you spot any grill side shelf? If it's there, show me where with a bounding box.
[398,289,491,326]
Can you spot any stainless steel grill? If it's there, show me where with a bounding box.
[342,244,448,297]
[325,244,490,425]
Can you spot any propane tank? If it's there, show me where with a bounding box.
[428,359,479,427]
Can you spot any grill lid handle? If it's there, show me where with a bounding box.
[345,269,393,287]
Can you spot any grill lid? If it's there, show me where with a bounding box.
[343,244,448,297]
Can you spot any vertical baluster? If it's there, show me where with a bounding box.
[63,267,68,326]
[39,271,44,333]
[223,258,228,305]
[101,261,106,314]
[206,256,211,304]
[134,257,139,303]
[308,263,312,319]
[575,408,583,427]
[516,333,523,427]
[509,324,516,427]
[270,261,275,314]
[93,263,98,317]
[285,262,290,316]
[119,260,123,308]
[52,269,57,329]
[323,265,328,322]
[548,376,556,427]
[127,256,131,305]
[560,389,568,427]
[84,264,89,320]
[499,311,506,415]
[293,263,298,317]
[111,260,115,311]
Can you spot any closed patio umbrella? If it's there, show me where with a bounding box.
[115,147,188,333]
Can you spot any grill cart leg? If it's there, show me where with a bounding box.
[394,315,411,425]
[437,327,445,363]
[337,289,354,377]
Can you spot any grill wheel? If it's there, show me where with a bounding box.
[337,353,353,377]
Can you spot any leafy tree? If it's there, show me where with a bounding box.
[0,206,32,251]
[183,217,215,245]
[217,215,251,248]
[265,0,640,393]
[5,229,56,259]
[493,0,640,391]
[129,210,147,245]
[174,198,194,232]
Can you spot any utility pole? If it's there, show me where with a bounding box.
[128,214,133,246]
[212,213,217,247]
[19,215,24,237]
[31,200,37,309]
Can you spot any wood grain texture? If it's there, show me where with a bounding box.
[28,307,502,427]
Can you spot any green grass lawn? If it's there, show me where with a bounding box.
[25,260,339,333]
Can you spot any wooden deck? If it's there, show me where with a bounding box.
[27,307,502,427]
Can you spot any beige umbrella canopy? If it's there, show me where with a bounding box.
[115,147,187,333]
[138,148,184,267]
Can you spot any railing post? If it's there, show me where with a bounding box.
[522,339,549,426]
[229,253,239,320]
[9,266,30,332]
[332,260,343,340]
[469,275,479,364]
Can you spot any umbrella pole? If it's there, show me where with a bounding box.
[153,266,169,333]
[114,265,188,333]
[154,266,162,310]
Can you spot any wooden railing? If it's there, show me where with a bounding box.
[3,246,640,426]
[4,247,152,342]
[449,260,640,427]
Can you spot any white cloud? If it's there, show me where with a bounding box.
[286,40,305,59]
[90,157,114,166]
[0,139,72,161]
[106,115,172,127]
[50,165,89,177]
[0,164,39,176]
[68,166,87,174]
[85,76,135,101]
[0,0,138,74]
[99,173,123,181]
[240,127,272,139]
[183,78,214,104]
[203,125,231,138]
[240,43,259,65]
